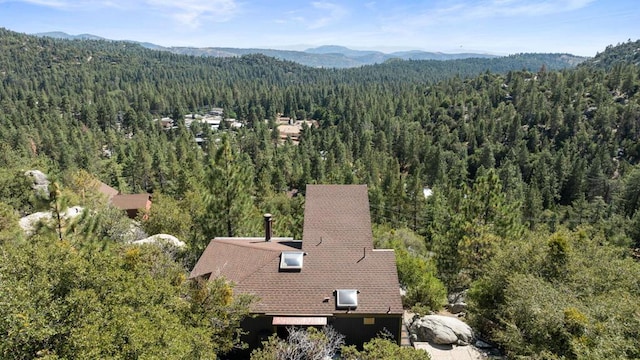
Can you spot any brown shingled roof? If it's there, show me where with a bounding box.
[302,184,376,252]
[98,181,119,200]
[110,193,151,210]
[190,238,298,284]
[190,184,403,317]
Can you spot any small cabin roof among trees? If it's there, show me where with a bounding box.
[97,181,152,218]
[110,193,151,210]
[99,182,119,200]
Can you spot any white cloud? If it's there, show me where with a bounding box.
[4,0,138,10]
[451,0,594,21]
[477,0,595,17]
[308,1,347,29]
[6,0,239,27]
[273,2,347,29]
[382,0,595,34]
[146,0,238,27]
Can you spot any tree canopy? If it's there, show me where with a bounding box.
[1,27,640,357]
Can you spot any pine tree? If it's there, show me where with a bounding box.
[201,135,257,244]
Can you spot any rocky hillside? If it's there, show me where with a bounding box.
[580,39,640,69]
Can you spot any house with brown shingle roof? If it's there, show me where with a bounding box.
[110,193,152,219]
[97,181,151,219]
[190,184,403,352]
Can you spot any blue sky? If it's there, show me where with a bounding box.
[0,0,637,56]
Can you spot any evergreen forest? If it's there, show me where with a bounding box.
[1,27,640,359]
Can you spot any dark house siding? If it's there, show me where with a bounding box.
[241,316,274,350]
[236,314,402,353]
[224,316,274,360]
[331,315,402,348]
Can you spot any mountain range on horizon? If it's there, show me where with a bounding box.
[33,31,544,68]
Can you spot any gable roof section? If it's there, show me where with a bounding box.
[98,181,119,200]
[190,184,403,316]
[190,238,297,284]
[302,184,374,252]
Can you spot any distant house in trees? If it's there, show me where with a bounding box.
[110,193,152,219]
[190,184,403,353]
[201,116,221,130]
[156,117,174,130]
[98,181,152,219]
[209,107,224,116]
[276,120,318,144]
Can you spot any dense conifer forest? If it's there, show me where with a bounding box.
[1,27,639,358]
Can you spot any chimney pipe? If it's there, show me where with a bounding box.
[264,213,273,241]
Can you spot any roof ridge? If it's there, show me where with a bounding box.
[215,239,295,252]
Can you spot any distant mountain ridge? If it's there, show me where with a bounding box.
[305,44,497,61]
[34,31,585,69]
[35,31,106,41]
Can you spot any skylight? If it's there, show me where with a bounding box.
[279,251,304,270]
[336,289,358,309]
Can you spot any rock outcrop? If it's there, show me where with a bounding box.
[24,170,50,193]
[132,234,186,248]
[409,314,474,345]
[447,290,468,314]
[19,206,84,235]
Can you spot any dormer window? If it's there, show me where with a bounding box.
[279,251,304,271]
[336,289,358,309]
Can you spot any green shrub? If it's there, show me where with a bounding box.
[341,338,431,360]
[404,272,447,313]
